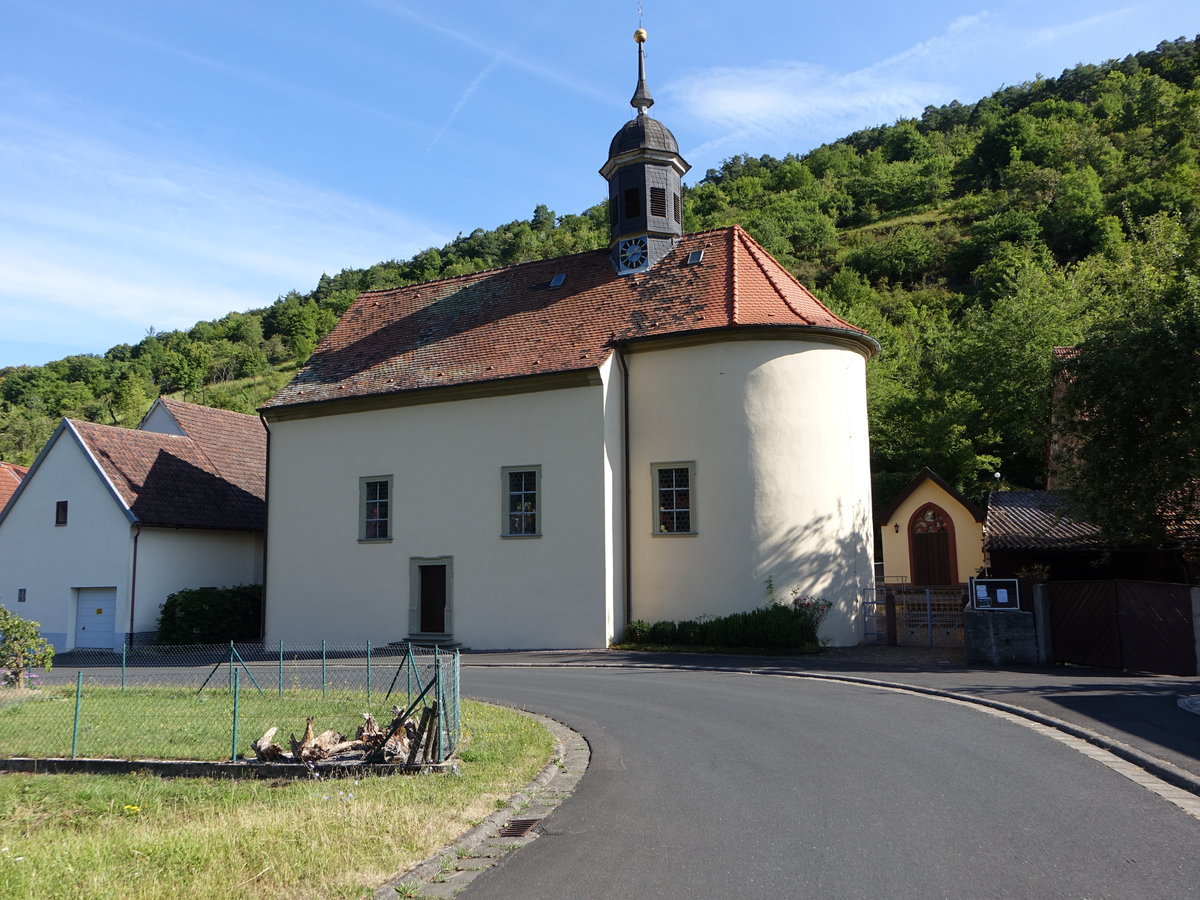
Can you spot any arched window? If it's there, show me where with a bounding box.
[907,503,959,585]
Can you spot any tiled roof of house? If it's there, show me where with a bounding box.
[0,461,28,512]
[984,490,1102,551]
[154,397,267,503]
[263,225,875,412]
[70,402,266,530]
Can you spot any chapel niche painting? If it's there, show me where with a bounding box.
[908,503,957,585]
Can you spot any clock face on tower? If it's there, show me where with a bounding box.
[618,236,649,271]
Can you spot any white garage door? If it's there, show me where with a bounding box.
[75,588,117,649]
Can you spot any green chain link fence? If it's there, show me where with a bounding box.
[0,641,460,765]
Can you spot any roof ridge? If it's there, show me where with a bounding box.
[735,226,865,332]
[159,395,260,422]
[355,227,750,299]
[727,226,738,324]
[356,244,612,297]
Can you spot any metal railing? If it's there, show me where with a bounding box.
[0,641,460,766]
[861,587,967,647]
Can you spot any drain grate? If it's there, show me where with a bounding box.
[497,818,542,838]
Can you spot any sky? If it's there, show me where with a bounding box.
[1,0,1196,368]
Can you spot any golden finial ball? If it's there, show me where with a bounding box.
[634,28,647,43]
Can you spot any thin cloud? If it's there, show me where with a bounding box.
[0,98,446,353]
[19,4,430,134]
[428,56,503,153]
[358,0,614,105]
[1030,7,1136,45]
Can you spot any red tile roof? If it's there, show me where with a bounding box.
[264,225,875,412]
[155,397,266,504]
[0,461,28,512]
[70,401,266,530]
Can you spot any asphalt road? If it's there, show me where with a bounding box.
[459,666,1200,900]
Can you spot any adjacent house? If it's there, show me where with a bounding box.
[985,489,1190,584]
[260,34,879,649]
[0,397,266,650]
[0,461,28,513]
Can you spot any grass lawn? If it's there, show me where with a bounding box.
[0,699,553,899]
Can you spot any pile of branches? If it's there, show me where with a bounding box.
[249,702,442,767]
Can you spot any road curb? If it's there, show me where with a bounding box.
[772,670,1200,800]
[375,709,589,899]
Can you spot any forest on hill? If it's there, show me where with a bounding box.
[2,35,1197,549]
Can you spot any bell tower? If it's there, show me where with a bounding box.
[600,29,690,275]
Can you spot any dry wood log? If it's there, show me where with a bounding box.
[356,713,381,741]
[251,726,285,762]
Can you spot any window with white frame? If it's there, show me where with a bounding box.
[653,463,695,534]
[359,476,392,541]
[503,466,540,536]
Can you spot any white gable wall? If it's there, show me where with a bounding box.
[0,430,131,650]
[627,338,873,646]
[264,382,617,649]
[139,401,185,435]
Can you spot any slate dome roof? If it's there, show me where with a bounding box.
[609,113,679,157]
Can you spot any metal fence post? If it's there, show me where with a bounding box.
[231,668,240,762]
[121,642,127,692]
[321,639,327,700]
[366,640,372,705]
[71,672,82,759]
[433,646,443,762]
[278,640,284,697]
[926,589,934,647]
[406,643,415,704]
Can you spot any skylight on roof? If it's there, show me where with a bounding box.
[549,273,566,287]
[686,250,704,265]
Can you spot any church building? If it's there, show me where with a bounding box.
[260,32,878,649]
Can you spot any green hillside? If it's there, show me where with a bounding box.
[3,35,1197,549]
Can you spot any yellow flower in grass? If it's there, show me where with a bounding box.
[123,805,141,815]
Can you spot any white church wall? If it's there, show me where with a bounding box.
[264,383,615,649]
[627,337,874,646]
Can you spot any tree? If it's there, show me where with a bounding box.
[1057,215,1200,562]
[1058,283,1199,559]
[0,605,54,688]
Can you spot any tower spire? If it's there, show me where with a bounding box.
[630,28,654,114]
[602,27,688,274]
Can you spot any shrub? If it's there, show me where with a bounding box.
[648,620,678,644]
[0,605,55,688]
[156,585,263,645]
[675,619,704,645]
[624,620,651,643]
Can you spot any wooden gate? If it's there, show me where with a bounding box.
[1048,580,1196,675]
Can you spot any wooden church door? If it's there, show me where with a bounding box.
[909,504,956,585]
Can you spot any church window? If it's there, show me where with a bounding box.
[673,192,681,224]
[359,476,392,541]
[55,500,68,526]
[652,463,695,534]
[624,187,641,218]
[503,466,540,537]
[650,187,667,218]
